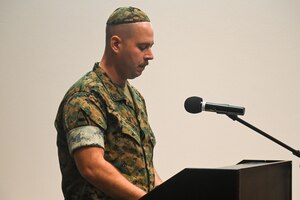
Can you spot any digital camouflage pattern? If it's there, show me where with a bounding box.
[55,63,156,200]
[66,125,105,154]
[106,6,150,25]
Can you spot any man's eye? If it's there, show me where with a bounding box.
[138,45,148,51]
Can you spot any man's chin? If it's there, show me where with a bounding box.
[135,68,145,77]
[128,72,142,80]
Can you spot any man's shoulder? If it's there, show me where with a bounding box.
[65,70,104,99]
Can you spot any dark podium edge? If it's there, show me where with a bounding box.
[140,159,292,200]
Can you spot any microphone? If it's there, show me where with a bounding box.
[184,96,245,116]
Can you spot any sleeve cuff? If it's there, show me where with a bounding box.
[66,126,105,154]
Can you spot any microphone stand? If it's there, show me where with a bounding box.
[227,114,300,158]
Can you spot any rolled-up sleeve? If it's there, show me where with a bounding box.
[66,125,105,154]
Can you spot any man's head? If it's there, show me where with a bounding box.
[103,7,154,83]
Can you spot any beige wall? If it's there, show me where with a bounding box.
[1,0,299,199]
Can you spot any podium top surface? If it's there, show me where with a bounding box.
[218,160,291,170]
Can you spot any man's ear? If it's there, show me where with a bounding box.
[111,35,122,53]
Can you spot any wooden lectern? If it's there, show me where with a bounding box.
[141,160,291,200]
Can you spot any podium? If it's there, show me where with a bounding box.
[141,160,292,200]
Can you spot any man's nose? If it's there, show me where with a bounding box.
[145,48,154,60]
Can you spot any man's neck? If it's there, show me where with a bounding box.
[99,60,127,87]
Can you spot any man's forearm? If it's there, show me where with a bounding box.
[87,159,146,200]
[74,147,146,200]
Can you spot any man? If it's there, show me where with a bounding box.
[55,6,162,200]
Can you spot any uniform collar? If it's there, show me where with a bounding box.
[93,62,128,102]
[93,63,146,124]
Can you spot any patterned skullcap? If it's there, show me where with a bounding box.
[106,6,150,25]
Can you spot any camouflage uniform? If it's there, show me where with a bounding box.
[55,63,156,200]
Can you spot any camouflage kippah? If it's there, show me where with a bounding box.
[106,6,150,25]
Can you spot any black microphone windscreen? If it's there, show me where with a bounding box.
[184,96,203,114]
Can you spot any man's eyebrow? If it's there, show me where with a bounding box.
[138,42,154,46]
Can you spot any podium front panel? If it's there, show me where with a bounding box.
[141,160,291,200]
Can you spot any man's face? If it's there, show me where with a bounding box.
[117,22,154,80]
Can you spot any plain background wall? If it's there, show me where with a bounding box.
[1,0,299,199]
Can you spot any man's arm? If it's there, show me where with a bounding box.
[73,146,146,200]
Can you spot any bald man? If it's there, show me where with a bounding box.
[55,7,162,200]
